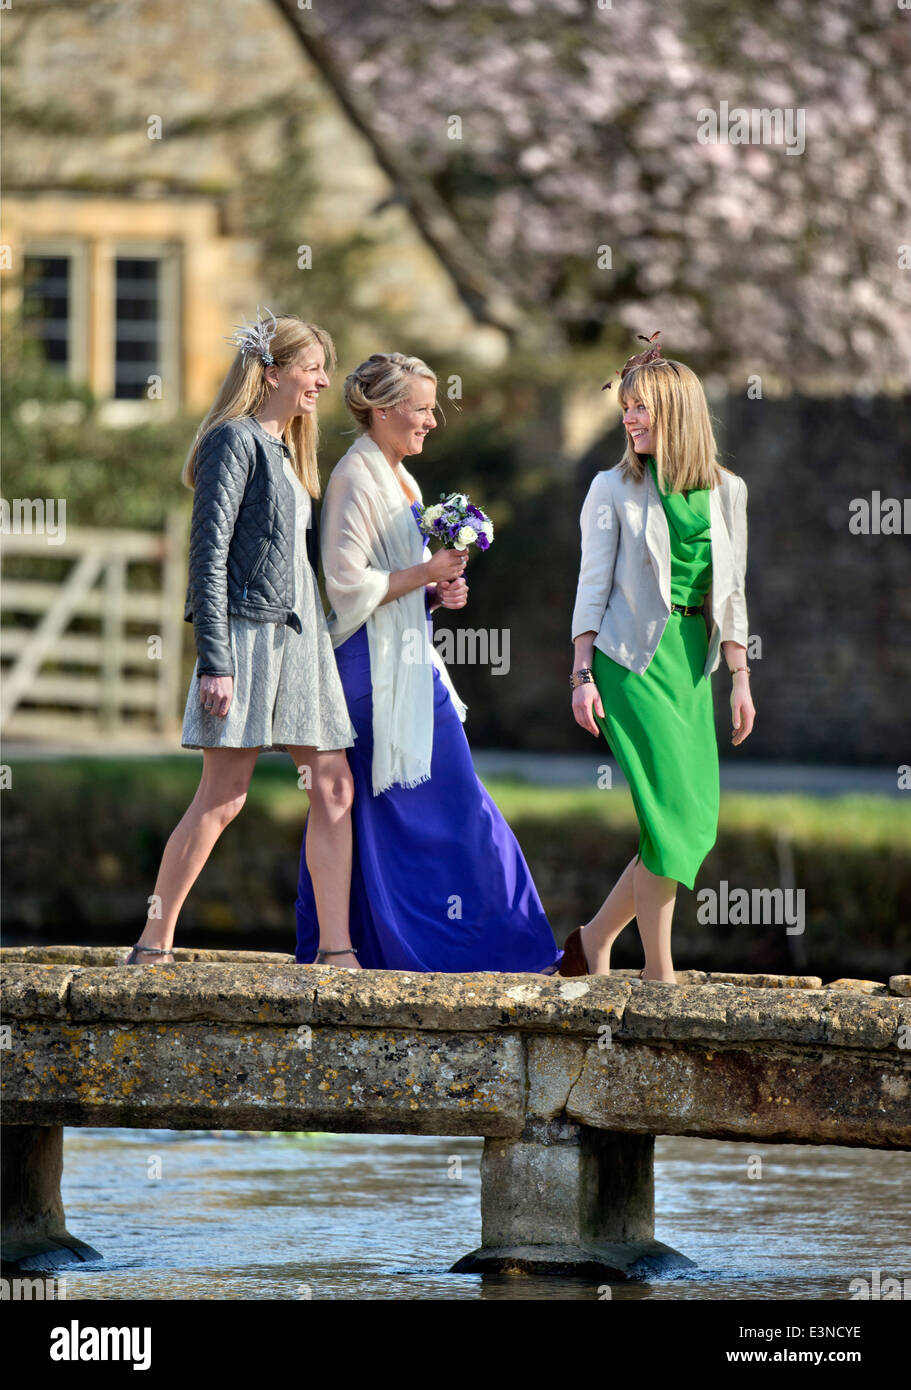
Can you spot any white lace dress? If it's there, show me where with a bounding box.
[181,457,356,754]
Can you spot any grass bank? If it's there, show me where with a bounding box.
[3,757,908,978]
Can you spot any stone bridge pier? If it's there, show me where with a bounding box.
[2,949,909,1278]
[454,1123,675,1277]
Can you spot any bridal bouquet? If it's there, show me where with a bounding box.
[418,492,494,552]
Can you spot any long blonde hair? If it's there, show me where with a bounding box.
[617,358,722,493]
[182,315,337,498]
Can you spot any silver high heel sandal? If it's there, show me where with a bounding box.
[124,944,177,965]
[314,946,359,970]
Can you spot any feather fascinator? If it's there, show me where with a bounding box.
[225,305,278,366]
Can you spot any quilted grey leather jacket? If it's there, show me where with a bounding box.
[183,414,319,677]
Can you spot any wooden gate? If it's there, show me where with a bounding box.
[0,512,186,742]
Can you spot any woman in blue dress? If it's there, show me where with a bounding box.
[295,351,561,973]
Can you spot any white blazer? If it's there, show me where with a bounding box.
[571,462,748,676]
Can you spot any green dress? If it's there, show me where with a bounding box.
[591,455,718,889]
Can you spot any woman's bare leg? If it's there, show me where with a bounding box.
[132,747,261,954]
[578,854,638,973]
[286,746,358,969]
[633,859,678,982]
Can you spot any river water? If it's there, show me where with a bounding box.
[52,1129,909,1301]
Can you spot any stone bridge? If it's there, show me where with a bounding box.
[2,947,909,1279]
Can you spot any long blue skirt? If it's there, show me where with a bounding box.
[295,621,561,972]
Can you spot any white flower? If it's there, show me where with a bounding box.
[422,504,444,523]
[480,520,494,539]
[456,525,478,547]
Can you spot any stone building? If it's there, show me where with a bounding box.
[1,0,511,422]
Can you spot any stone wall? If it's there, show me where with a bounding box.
[712,389,911,764]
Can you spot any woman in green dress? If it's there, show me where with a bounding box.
[563,339,755,982]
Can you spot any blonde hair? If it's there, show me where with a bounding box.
[343,351,440,432]
[617,358,722,493]
[182,315,337,498]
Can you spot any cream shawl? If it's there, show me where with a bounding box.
[321,432,467,794]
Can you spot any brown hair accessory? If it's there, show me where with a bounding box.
[601,331,666,390]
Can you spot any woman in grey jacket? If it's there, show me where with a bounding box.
[125,311,357,965]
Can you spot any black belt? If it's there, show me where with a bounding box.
[670,602,704,616]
